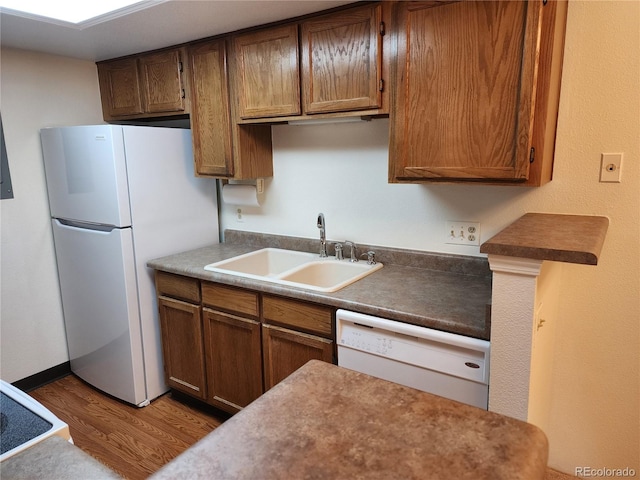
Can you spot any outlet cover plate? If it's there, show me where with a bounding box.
[445,221,481,246]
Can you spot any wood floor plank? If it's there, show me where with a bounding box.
[30,375,226,480]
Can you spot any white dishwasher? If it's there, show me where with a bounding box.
[336,309,490,409]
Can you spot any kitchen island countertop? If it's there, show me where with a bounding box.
[150,360,548,480]
[147,231,492,339]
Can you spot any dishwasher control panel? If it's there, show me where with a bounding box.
[336,310,490,385]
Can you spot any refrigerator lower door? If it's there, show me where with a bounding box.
[51,219,148,406]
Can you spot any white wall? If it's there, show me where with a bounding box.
[0,48,104,381]
[220,1,640,475]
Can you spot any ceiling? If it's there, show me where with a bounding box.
[0,0,355,62]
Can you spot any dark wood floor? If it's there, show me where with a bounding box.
[30,375,228,480]
[30,374,576,480]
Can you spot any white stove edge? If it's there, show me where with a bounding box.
[0,379,72,462]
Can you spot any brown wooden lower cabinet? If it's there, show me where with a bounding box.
[202,308,263,413]
[158,296,207,400]
[156,272,335,414]
[262,324,333,390]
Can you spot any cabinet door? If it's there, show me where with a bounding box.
[203,309,263,413]
[97,58,144,118]
[188,40,234,177]
[232,25,301,119]
[389,1,542,182]
[139,49,186,114]
[262,324,333,390]
[301,4,383,114]
[158,296,207,399]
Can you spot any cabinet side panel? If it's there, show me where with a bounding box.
[526,0,568,186]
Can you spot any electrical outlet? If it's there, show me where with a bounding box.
[445,221,480,246]
[236,208,244,222]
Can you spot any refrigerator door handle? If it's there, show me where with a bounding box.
[55,218,118,232]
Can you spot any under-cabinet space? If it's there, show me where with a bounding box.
[97,47,189,121]
[388,0,567,185]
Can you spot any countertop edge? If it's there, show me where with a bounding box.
[480,213,609,265]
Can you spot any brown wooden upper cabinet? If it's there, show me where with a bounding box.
[388,0,568,186]
[301,4,384,114]
[230,3,389,121]
[97,47,189,121]
[232,25,301,119]
[187,39,273,179]
[187,40,234,177]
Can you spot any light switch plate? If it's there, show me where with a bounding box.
[445,221,480,246]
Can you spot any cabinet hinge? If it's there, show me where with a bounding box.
[542,0,548,5]
[379,21,385,36]
[379,79,384,92]
[529,147,535,163]
[181,88,186,99]
[178,61,183,73]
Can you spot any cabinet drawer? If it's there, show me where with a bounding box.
[262,295,333,338]
[202,282,259,318]
[155,271,200,303]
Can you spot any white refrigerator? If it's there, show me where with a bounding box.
[40,125,218,407]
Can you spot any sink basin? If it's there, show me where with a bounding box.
[278,260,383,291]
[204,248,383,292]
[205,248,317,278]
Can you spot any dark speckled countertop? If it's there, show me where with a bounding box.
[480,213,609,265]
[147,230,493,340]
[150,360,548,480]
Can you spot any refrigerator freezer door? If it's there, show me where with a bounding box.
[51,219,147,406]
[41,125,132,227]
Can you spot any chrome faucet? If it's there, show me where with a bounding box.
[345,241,358,262]
[317,213,328,257]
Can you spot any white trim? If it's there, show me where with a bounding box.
[487,254,543,277]
[0,1,164,29]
